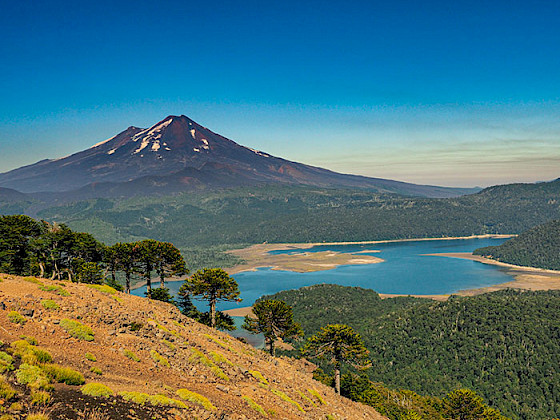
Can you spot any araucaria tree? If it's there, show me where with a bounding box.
[304,324,369,395]
[179,268,241,328]
[242,299,302,356]
[154,241,188,288]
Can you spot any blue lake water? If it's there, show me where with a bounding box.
[133,237,512,312]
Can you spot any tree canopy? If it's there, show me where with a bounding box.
[242,299,302,355]
[304,324,369,394]
[178,268,241,328]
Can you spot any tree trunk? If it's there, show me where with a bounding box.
[267,337,276,356]
[39,262,45,278]
[334,361,341,395]
[210,297,216,328]
[145,270,152,296]
[125,272,131,294]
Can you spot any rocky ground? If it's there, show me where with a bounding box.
[0,273,386,419]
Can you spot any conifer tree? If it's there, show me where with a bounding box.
[304,324,369,394]
[242,299,302,355]
[179,268,241,328]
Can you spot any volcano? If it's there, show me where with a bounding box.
[0,115,477,198]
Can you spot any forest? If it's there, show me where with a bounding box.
[264,284,560,420]
[474,219,560,270]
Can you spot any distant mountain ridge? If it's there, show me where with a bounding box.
[0,115,478,198]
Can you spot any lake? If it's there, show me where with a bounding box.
[133,237,512,311]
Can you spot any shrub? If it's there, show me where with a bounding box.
[308,388,326,405]
[242,396,267,416]
[86,284,117,295]
[59,319,94,341]
[129,322,143,331]
[0,351,14,373]
[150,350,169,367]
[30,390,51,405]
[176,388,216,410]
[15,364,51,390]
[40,300,59,311]
[20,336,38,345]
[148,394,187,408]
[249,370,268,385]
[39,285,69,296]
[81,383,113,397]
[297,390,317,407]
[119,391,151,405]
[0,375,16,400]
[90,367,102,375]
[23,277,43,285]
[7,311,26,325]
[123,350,140,362]
[271,389,304,412]
[189,349,229,381]
[42,364,85,385]
[85,353,96,362]
[27,412,50,420]
[209,351,233,367]
[162,339,175,351]
[9,340,52,365]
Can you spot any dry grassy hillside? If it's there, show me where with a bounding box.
[0,274,386,420]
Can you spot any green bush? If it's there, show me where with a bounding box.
[85,352,96,362]
[59,319,94,341]
[86,284,117,295]
[0,351,14,373]
[81,382,113,397]
[42,363,85,385]
[90,367,102,375]
[15,364,51,390]
[148,394,187,408]
[119,391,186,408]
[119,391,151,405]
[0,375,16,400]
[243,396,267,416]
[20,335,38,345]
[30,390,51,405]
[9,340,52,365]
[7,311,26,324]
[308,388,326,405]
[271,389,304,412]
[150,350,169,367]
[123,349,140,362]
[249,370,268,385]
[176,388,216,410]
[40,300,59,311]
[39,284,69,296]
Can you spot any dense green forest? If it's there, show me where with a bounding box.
[474,219,560,270]
[264,285,560,420]
[1,179,555,248]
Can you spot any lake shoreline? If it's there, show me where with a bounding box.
[222,250,560,316]
[225,234,514,275]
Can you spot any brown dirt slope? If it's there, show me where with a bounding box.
[0,273,386,420]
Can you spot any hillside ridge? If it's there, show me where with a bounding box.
[0,273,386,419]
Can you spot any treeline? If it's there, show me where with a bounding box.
[474,219,560,270]
[0,215,186,293]
[264,285,560,420]
[27,180,560,249]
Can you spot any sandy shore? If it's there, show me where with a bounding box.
[226,244,384,274]
[425,252,560,296]
[223,249,560,315]
[225,234,513,274]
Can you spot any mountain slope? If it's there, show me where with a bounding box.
[474,219,560,270]
[0,273,385,419]
[0,115,477,198]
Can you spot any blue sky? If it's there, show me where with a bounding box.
[0,0,558,187]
